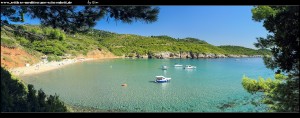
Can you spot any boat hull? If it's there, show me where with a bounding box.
[155,76,171,83]
[174,65,183,67]
[162,66,168,70]
[155,80,170,83]
[184,67,196,69]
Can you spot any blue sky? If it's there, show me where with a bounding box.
[9,6,268,49]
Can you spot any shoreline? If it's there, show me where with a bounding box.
[9,56,262,77]
[9,57,120,77]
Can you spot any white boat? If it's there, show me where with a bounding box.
[162,65,168,70]
[184,65,196,69]
[174,63,183,67]
[155,76,171,83]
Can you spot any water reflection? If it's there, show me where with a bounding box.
[163,70,167,75]
[174,66,183,69]
[161,82,168,90]
[185,69,196,72]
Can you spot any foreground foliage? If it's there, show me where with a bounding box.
[242,6,299,112]
[1,67,67,112]
[1,6,159,33]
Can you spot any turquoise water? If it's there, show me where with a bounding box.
[21,58,274,112]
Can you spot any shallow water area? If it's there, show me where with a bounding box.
[22,58,274,112]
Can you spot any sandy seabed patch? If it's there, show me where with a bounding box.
[9,55,121,77]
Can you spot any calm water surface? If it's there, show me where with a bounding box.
[21,58,274,112]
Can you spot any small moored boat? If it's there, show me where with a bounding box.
[162,65,168,70]
[184,65,196,69]
[174,63,183,67]
[155,76,171,83]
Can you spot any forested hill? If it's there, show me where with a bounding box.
[1,24,271,62]
[218,45,271,56]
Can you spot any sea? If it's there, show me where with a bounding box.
[21,58,274,112]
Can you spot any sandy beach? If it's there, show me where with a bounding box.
[9,58,95,77]
[6,48,122,77]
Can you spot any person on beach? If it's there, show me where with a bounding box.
[35,65,39,70]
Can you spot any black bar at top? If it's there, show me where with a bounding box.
[0,0,299,5]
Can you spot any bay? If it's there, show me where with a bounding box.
[21,58,274,112]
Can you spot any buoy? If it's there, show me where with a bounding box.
[121,84,127,87]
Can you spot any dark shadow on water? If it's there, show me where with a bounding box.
[158,68,168,70]
[148,81,171,84]
[148,81,157,83]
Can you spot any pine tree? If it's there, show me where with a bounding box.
[242,6,299,112]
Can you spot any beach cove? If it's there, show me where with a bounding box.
[20,58,274,112]
[9,58,95,77]
[7,49,122,77]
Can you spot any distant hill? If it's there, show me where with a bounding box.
[218,45,272,56]
[1,24,271,68]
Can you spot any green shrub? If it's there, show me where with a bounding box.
[31,40,67,56]
[47,55,61,62]
[17,37,30,47]
[128,53,134,57]
[1,67,67,112]
[69,50,79,56]
[49,29,61,39]
[59,33,66,41]
[30,28,37,34]
[82,50,88,56]
[17,25,25,30]
[1,37,17,48]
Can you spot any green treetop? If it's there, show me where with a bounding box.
[242,6,299,112]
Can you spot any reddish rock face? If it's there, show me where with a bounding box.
[1,46,40,69]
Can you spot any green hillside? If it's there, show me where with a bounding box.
[1,24,270,60]
[99,34,228,56]
[218,45,272,56]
